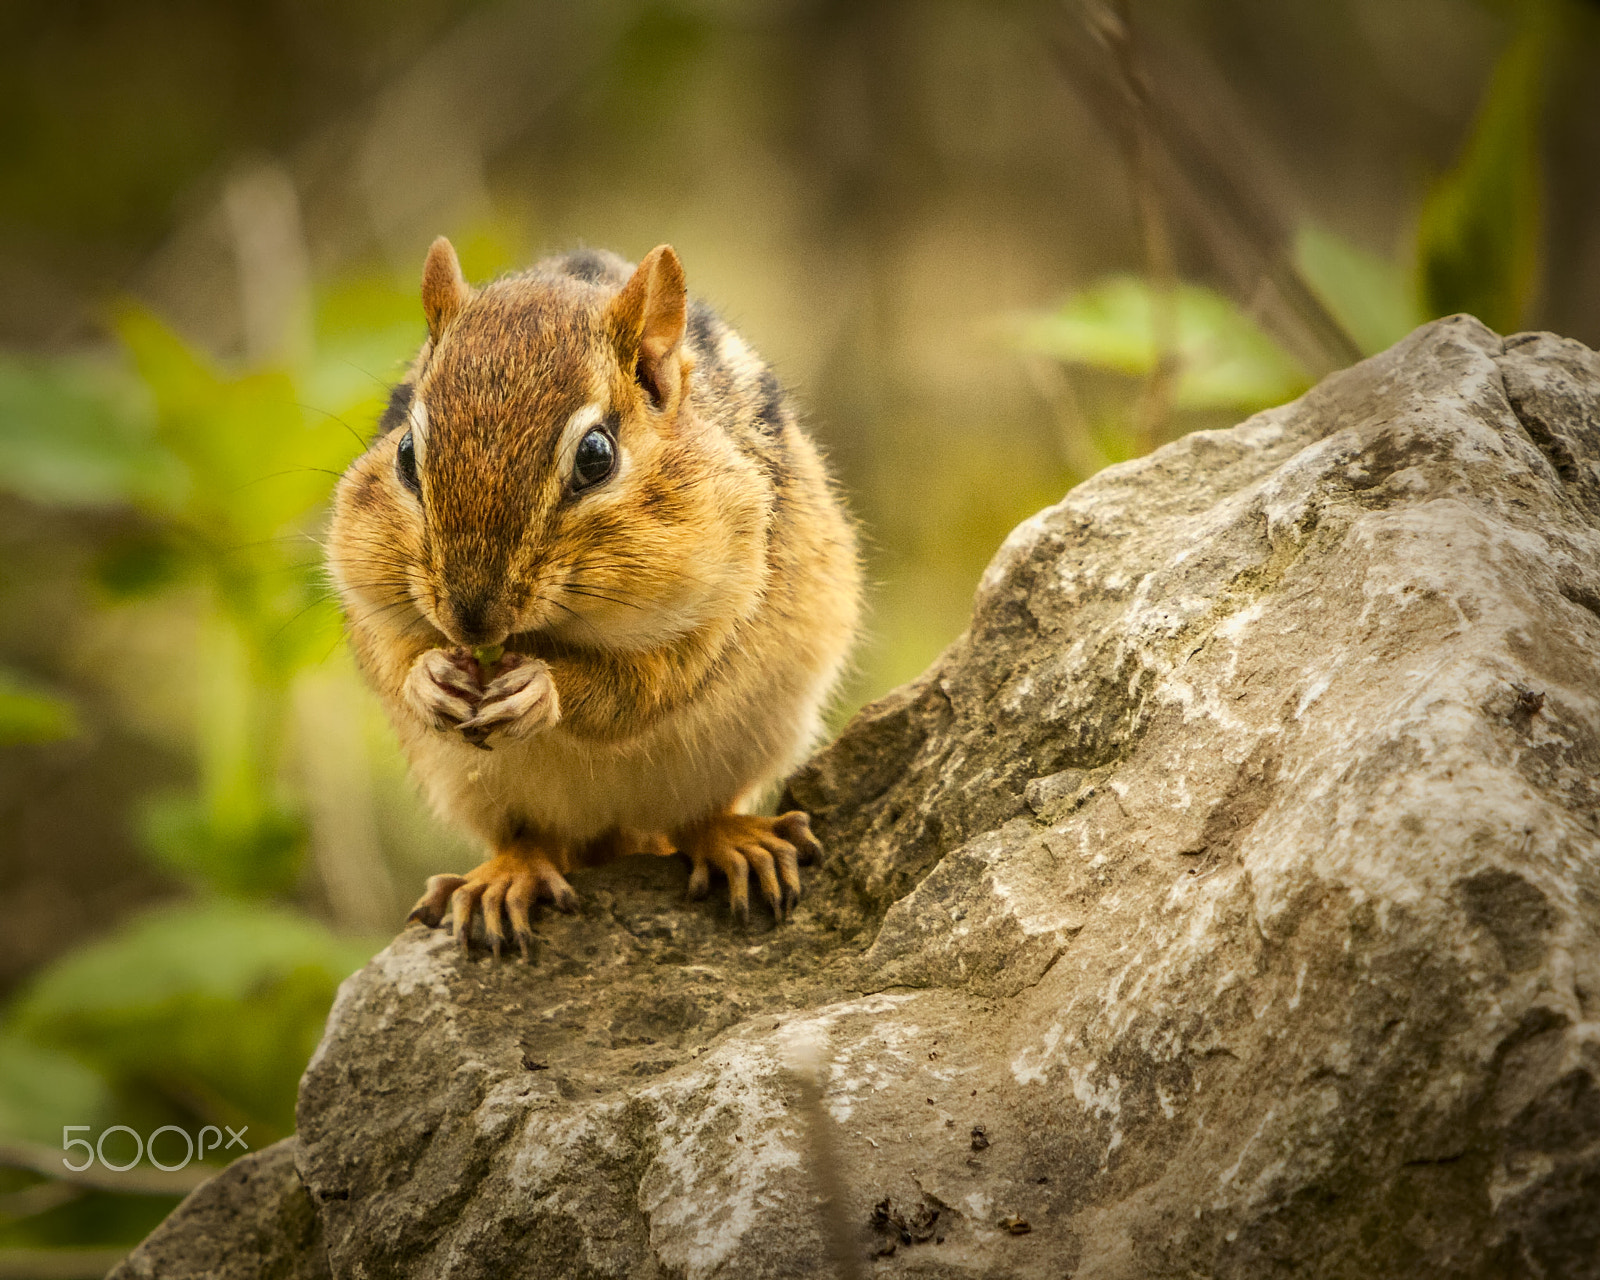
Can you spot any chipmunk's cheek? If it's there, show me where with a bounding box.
[409,579,454,638]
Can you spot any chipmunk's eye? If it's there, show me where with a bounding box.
[571,427,616,492]
[396,429,421,497]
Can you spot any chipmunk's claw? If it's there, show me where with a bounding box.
[507,876,537,961]
[477,881,509,958]
[773,811,823,863]
[679,810,818,925]
[686,860,712,901]
[450,881,486,954]
[407,873,467,927]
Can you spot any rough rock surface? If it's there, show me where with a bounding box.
[116,317,1600,1278]
[109,1138,329,1279]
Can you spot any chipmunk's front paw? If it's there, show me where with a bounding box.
[404,648,481,731]
[680,810,823,925]
[459,654,560,742]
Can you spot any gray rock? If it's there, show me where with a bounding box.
[121,317,1600,1278]
[107,1138,329,1280]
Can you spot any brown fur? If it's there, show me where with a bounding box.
[327,241,861,939]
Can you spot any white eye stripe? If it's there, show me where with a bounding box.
[558,403,608,473]
[563,402,603,436]
[407,398,429,466]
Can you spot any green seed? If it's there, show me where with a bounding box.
[472,644,504,671]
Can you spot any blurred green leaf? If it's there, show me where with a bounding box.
[1295,225,1425,356]
[1010,276,1311,413]
[0,670,79,745]
[0,1032,113,1146]
[116,310,325,540]
[10,899,371,1029]
[113,309,356,655]
[92,531,188,599]
[138,792,304,897]
[93,310,367,897]
[9,900,381,1137]
[304,273,419,416]
[1416,14,1547,332]
[0,355,181,510]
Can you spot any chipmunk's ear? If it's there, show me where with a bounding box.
[606,245,688,412]
[421,237,471,343]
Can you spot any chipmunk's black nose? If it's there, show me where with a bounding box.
[447,590,497,646]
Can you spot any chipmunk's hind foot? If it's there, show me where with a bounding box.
[406,848,576,961]
[678,810,821,925]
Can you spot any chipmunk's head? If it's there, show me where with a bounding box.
[328,238,771,654]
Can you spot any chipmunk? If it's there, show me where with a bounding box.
[326,238,861,958]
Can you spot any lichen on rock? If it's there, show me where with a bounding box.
[115,318,1600,1278]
